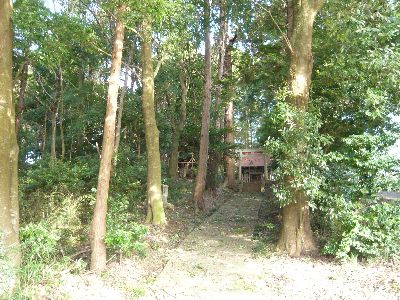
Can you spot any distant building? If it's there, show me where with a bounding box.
[237,149,271,192]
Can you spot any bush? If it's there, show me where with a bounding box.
[105,195,148,257]
[20,222,60,263]
[322,201,400,260]
[20,157,99,195]
[105,224,148,257]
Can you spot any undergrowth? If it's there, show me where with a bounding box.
[13,154,181,298]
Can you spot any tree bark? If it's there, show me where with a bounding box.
[0,0,21,292]
[42,108,47,154]
[59,67,65,160]
[90,6,125,273]
[223,34,237,189]
[214,0,228,128]
[277,0,324,257]
[224,101,235,188]
[15,60,28,138]
[168,63,188,178]
[113,40,134,167]
[50,79,58,163]
[193,0,212,210]
[141,16,166,225]
[205,0,228,191]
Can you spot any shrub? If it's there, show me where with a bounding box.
[105,195,148,257]
[105,224,148,257]
[20,157,98,195]
[322,201,400,260]
[20,222,60,263]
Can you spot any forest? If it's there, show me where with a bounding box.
[1,0,400,298]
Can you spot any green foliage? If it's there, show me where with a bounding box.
[20,222,60,263]
[105,221,148,257]
[260,93,400,260]
[106,196,148,257]
[21,158,98,194]
[322,201,400,260]
[261,96,330,207]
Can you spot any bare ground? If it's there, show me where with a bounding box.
[53,189,400,300]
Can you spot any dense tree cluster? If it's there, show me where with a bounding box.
[1,0,399,296]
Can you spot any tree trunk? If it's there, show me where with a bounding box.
[168,63,188,178]
[114,41,135,167]
[15,60,28,138]
[50,100,57,163]
[42,108,47,154]
[214,0,227,128]
[277,0,324,257]
[141,16,166,225]
[90,6,125,273]
[223,34,237,189]
[0,0,21,292]
[59,67,65,160]
[224,101,235,188]
[193,0,212,210]
[205,0,228,191]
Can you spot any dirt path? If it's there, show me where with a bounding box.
[143,192,267,299]
[142,192,400,300]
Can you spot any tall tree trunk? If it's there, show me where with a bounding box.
[42,108,47,154]
[214,0,227,127]
[193,0,212,210]
[90,6,125,273]
[59,67,65,160]
[0,0,21,292]
[168,63,188,178]
[206,0,228,191]
[15,60,28,138]
[51,69,60,163]
[50,100,57,163]
[224,101,235,188]
[223,34,237,188]
[277,0,324,257]
[141,16,166,225]
[114,41,134,167]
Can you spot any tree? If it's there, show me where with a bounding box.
[168,61,189,178]
[89,5,125,273]
[114,40,135,167]
[0,0,21,291]
[193,0,212,210]
[141,16,167,225]
[223,34,237,189]
[206,0,228,192]
[276,0,324,256]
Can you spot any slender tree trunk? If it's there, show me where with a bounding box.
[59,67,65,160]
[78,66,84,87]
[277,0,324,257]
[50,101,57,163]
[15,60,28,137]
[214,0,227,127]
[141,16,166,225]
[89,6,125,273]
[193,0,212,210]
[224,101,235,187]
[0,1,21,293]
[223,34,237,188]
[168,63,188,178]
[42,108,47,154]
[114,41,135,167]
